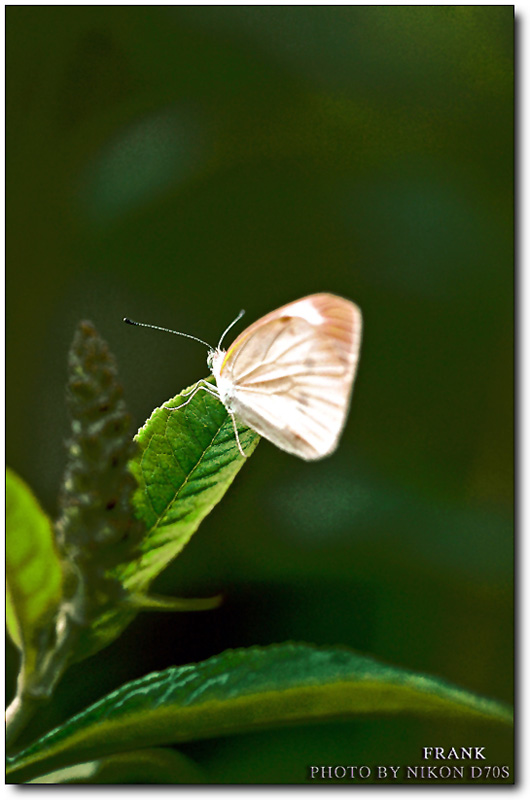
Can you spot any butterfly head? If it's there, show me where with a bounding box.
[206,308,245,381]
[207,347,226,376]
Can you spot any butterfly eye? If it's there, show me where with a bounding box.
[207,352,214,369]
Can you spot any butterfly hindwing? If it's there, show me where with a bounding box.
[217,295,362,460]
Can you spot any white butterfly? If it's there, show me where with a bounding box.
[125,293,362,460]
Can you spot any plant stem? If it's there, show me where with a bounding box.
[5,693,44,752]
[5,609,81,753]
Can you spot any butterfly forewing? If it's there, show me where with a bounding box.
[218,294,362,460]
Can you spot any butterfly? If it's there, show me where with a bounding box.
[124,293,362,461]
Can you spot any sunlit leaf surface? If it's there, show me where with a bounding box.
[6,469,63,665]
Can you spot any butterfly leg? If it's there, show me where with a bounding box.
[180,379,216,398]
[166,382,220,411]
[229,412,247,458]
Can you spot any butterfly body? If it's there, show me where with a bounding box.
[208,293,362,461]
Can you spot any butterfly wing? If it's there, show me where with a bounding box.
[219,294,362,460]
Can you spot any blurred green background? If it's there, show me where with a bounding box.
[6,6,513,783]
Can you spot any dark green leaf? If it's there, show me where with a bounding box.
[7,643,512,782]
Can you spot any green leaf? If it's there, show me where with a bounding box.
[6,469,64,664]
[6,643,512,783]
[125,377,260,592]
[74,378,260,659]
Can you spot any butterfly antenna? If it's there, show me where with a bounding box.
[123,318,214,350]
[218,309,245,349]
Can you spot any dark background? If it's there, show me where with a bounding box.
[6,6,513,783]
